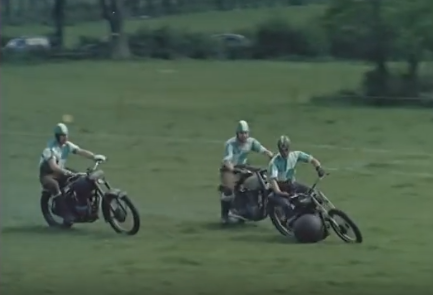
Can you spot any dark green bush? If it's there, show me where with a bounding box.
[361,68,433,104]
[1,47,51,63]
[72,36,111,59]
[22,17,325,61]
[128,26,220,59]
[311,68,433,108]
[125,19,325,60]
[1,35,14,47]
[250,18,328,59]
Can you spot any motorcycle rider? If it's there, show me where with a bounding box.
[39,123,107,223]
[219,120,273,224]
[267,135,326,229]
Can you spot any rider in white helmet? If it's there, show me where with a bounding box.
[39,123,107,223]
[267,135,325,228]
[219,120,273,224]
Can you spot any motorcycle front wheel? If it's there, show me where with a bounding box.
[103,195,141,235]
[328,209,363,243]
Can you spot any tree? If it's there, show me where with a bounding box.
[323,0,433,98]
[2,0,12,23]
[323,0,394,68]
[100,0,131,59]
[389,0,433,80]
[52,0,66,48]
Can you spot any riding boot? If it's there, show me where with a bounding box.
[220,200,231,223]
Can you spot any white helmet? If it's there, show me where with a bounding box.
[236,120,249,133]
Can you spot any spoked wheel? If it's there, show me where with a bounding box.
[104,195,140,235]
[40,192,73,229]
[327,209,363,243]
[269,205,295,237]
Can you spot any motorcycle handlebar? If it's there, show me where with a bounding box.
[86,159,106,174]
[233,167,267,175]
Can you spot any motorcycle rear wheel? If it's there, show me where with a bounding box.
[40,192,73,229]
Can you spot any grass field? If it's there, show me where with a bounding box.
[2,60,433,295]
[3,5,324,47]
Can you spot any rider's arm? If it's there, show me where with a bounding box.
[69,142,96,160]
[268,158,287,195]
[295,151,322,169]
[269,179,284,194]
[310,157,322,168]
[42,148,70,175]
[251,139,273,158]
[48,159,69,175]
[75,148,96,160]
[222,143,234,171]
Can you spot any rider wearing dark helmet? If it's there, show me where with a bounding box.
[39,123,106,223]
[267,135,326,227]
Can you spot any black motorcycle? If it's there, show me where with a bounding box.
[268,173,363,243]
[40,160,141,235]
[228,166,271,222]
[228,167,363,243]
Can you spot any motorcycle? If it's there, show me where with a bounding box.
[227,166,271,222]
[40,160,141,235]
[268,173,363,243]
[225,166,363,243]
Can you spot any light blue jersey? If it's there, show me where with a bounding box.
[39,139,80,175]
[222,137,265,165]
[268,151,312,182]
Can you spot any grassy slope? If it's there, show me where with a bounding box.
[1,60,433,295]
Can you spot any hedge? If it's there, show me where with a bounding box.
[2,0,323,25]
[2,17,432,106]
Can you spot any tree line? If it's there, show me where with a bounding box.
[1,0,323,24]
[2,0,433,105]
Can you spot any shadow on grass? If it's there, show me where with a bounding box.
[230,232,298,244]
[309,91,433,110]
[199,221,259,231]
[1,224,116,240]
[230,231,349,246]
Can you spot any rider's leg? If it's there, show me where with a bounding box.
[40,174,74,222]
[242,174,261,191]
[269,192,292,209]
[292,182,309,194]
[270,182,297,221]
[293,181,324,204]
[219,170,239,222]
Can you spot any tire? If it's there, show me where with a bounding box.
[328,209,363,243]
[268,205,294,237]
[40,192,73,229]
[104,195,141,236]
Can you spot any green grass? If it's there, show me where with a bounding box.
[2,60,433,295]
[3,5,324,47]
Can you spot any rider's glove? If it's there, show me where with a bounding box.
[63,169,75,177]
[93,154,106,162]
[316,166,325,177]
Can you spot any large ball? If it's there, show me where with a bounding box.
[293,214,325,243]
[62,114,74,123]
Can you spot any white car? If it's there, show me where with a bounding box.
[4,36,51,52]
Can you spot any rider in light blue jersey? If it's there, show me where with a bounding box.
[219,120,273,224]
[39,123,107,222]
[267,135,325,227]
